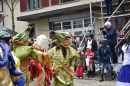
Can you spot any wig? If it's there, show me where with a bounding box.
[35,35,49,51]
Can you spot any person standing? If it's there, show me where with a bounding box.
[0,11,5,23]
[118,0,125,13]
[75,48,84,79]
[85,45,94,78]
[103,21,118,63]
[85,34,98,75]
[98,40,115,82]
[48,31,78,86]
[104,0,113,16]
[116,34,130,86]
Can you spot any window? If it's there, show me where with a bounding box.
[74,31,82,36]
[28,0,41,10]
[84,19,90,27]
[60,0,75,3]
[53,22,61,30]
[62,21,71,29]
[73,19,83,28]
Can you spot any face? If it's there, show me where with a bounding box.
[61,39,70,47]
[106,25,111,29]
[99,43,103,47]
[87,48,90,50]
[87,36,92,41]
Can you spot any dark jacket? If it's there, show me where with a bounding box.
[103,27,117,45]
[98,40,113,62]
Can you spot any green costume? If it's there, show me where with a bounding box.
[48,31,78,86]
[10,27,45,86]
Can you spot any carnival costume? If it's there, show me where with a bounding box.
[0,31,25,86]
[10,27,50,86]
[116,34,130,86]
[48,31,78,86]
[30,35,52,86]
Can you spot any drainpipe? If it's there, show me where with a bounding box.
[0,0,4,26]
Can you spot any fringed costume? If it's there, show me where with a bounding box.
[30,35,52,86]
[10,27,50,86]
[48,31,78,86]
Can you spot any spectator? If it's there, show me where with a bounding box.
[116,34,125,61]
[85,34,98,75]
[71,37,77,50]
[104,0,113,16]
[103,21,118,63]
[0,11,5,23]
[116,35,130,86]
[85,45,94,78]
[76,34,86,52]
[98,40,115,82]
[118,0,125,13]
[75,48,84,79]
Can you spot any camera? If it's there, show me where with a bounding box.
[100,26,107,30]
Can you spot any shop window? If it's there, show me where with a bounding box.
[53,22,61,30]
[28,0,41,10]
[74,31,82,36]
[62,21,71,29]
[60,0,75,3]
[73,19,83,28]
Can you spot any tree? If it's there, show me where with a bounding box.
[4,0,19,33]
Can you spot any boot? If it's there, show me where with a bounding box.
[99,75,104,82]
[87,71,90,78]
[111,75,115,80]
[91,70,94,77]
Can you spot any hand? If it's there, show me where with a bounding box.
[103,28,106,31]
[100,62,102,65]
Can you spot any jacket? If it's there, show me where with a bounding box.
[85,50,94,63]
[98,40,113,62]
[75,52,84,66]
[103,27,117,45]
[85,39,98,52]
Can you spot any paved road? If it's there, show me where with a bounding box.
[32,73,116,86]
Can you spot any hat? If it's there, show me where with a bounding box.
[50,30,72,43]
[80,34,84,37]
[0,31,10,38]
[87,45,92,49]
[86,31,91,35]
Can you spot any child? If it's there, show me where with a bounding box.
[75,48,84,79]
[85,45,94,78]
[0,11,5,23]
[98,40,115,82]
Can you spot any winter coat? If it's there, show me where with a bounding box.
[85,50,94,63]
[103,27,117,45]
[98,40,113,63]
[75,52,84,66]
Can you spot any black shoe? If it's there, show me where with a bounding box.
[99,76,104,82]
[111,75,115,80]
[87,71,91,78]
[91,71,94,77]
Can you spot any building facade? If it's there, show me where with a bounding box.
[1,0,130,38]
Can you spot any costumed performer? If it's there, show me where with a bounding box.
[47,31,79,86]
[0,31,25,86]
[30,35,52,86]
[116,34,130,86]
[10,26,50,86]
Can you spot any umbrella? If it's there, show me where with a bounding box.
[0,25,18,36]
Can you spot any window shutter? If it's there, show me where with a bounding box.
[20,0,27,12]
[42,0,49,7]
[51,0,59,6]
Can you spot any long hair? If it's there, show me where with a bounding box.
[35,35,49,51]
[125,35,130,50]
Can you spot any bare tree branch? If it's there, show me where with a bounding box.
[4,0,12,11]
[13,0,19,9]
